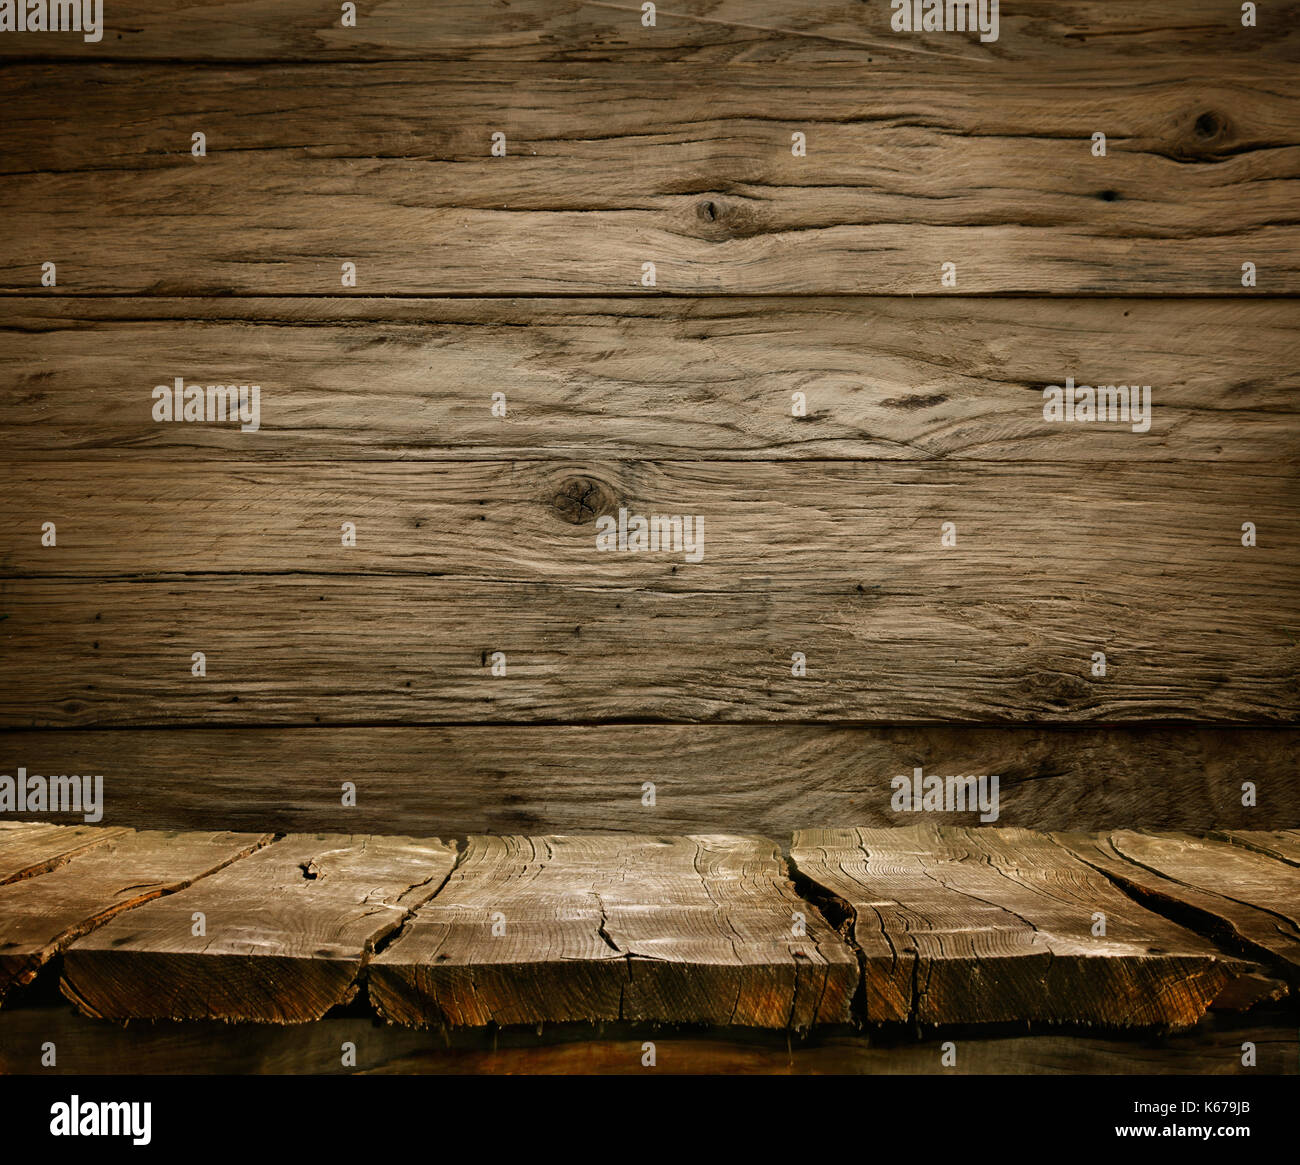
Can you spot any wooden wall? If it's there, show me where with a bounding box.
[0,1,1297,837]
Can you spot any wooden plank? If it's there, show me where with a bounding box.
[1,575,1294,725]
[1057,830,1300,981]
[0,828,270,1002]
[370,833,857,1029]
[1,726,1294,836]
[1,1005,1296,1076]
[4,462,1297,592]
[3,297,1297,463]
[2,64,1297,294]
[62,833,458,1023]
[1,1,1294,65]
[789,825,1260,1028]
[1211,830,1300,867]
[0,821,130,884]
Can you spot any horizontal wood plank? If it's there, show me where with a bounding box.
[1057,830,1300,981]
[0,821,130,884]
[1,1,1295,65]
[370,833,857,1029]
[3,462,1296,594]
[0,575,1296,724]
[2,297,1297,462]
[0,827,270,1002]
[790,824,1261,1027]
[62,833,458,1022]
[2,64,1297,294]
[0,726,1295,835]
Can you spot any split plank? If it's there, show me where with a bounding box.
[0,821,130,884]
[369,833,857,1029]
[2,726,1293,835]
[62,833,458,1023]
[1056,830,1300,981]
[1,576,1296,725]
[1211,830,1300,866]
[3,64,1298,294]
[0,827,270,1002]
[3,462,1296,595]
[790,824,1259,1028]
[2,1,1296,64]
[3,297,1298,463]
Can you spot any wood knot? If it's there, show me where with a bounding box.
[552,475,617,525]
[697,199,719,223]
[1194,111,1224,140]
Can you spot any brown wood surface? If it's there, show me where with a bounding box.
[1,575,1294,726]
[1057,830,1300,981]
[3,298,1296,463]
[0,828,270,1002]
[0,0,1296,1072]
[790,824,1265,1028]
[4,462,1297,591]
[370,833,857,1029]
[2,1,1296,65]
[1212,830,1300,866]
[62,833,458,1023]
[2,63,1296,294]
[0,822,130,884]
[1,1006,1295,1076]
[2,726,1293,836]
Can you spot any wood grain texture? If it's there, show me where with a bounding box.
[370,833,857,1029]
[1212,830,1300,866]
[2,1006,1295,1075]
[1057,830,1300,981]
[1,574,1294,725]
[3,297,1297,463]
[790,824,1258,1028]
[4,462,1297,592]
[0,828,270,1002]
[2,64,1296,294]
[0,822,130,884]
[0,726,1295,835]
[62,833,457,1023]
[1,1,1295,64]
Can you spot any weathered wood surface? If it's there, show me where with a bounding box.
[1212,830,1300,866]
[0,822,130,884]
[3,64,1296,294]
[2,576,1294,725]
[0,829,270,1002]
[1,1,1294,64]
[0,824,1293,1031]
[2,726,1293,835]
[6,462,1295,591]
[1057,831,1300,981]
[370,833,857,1029]
[3,298,1297,463]
[7,462,1296,593]
[790,825,1266,1028]
[62,833,457,1023]
[1,1007,1295,1076]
